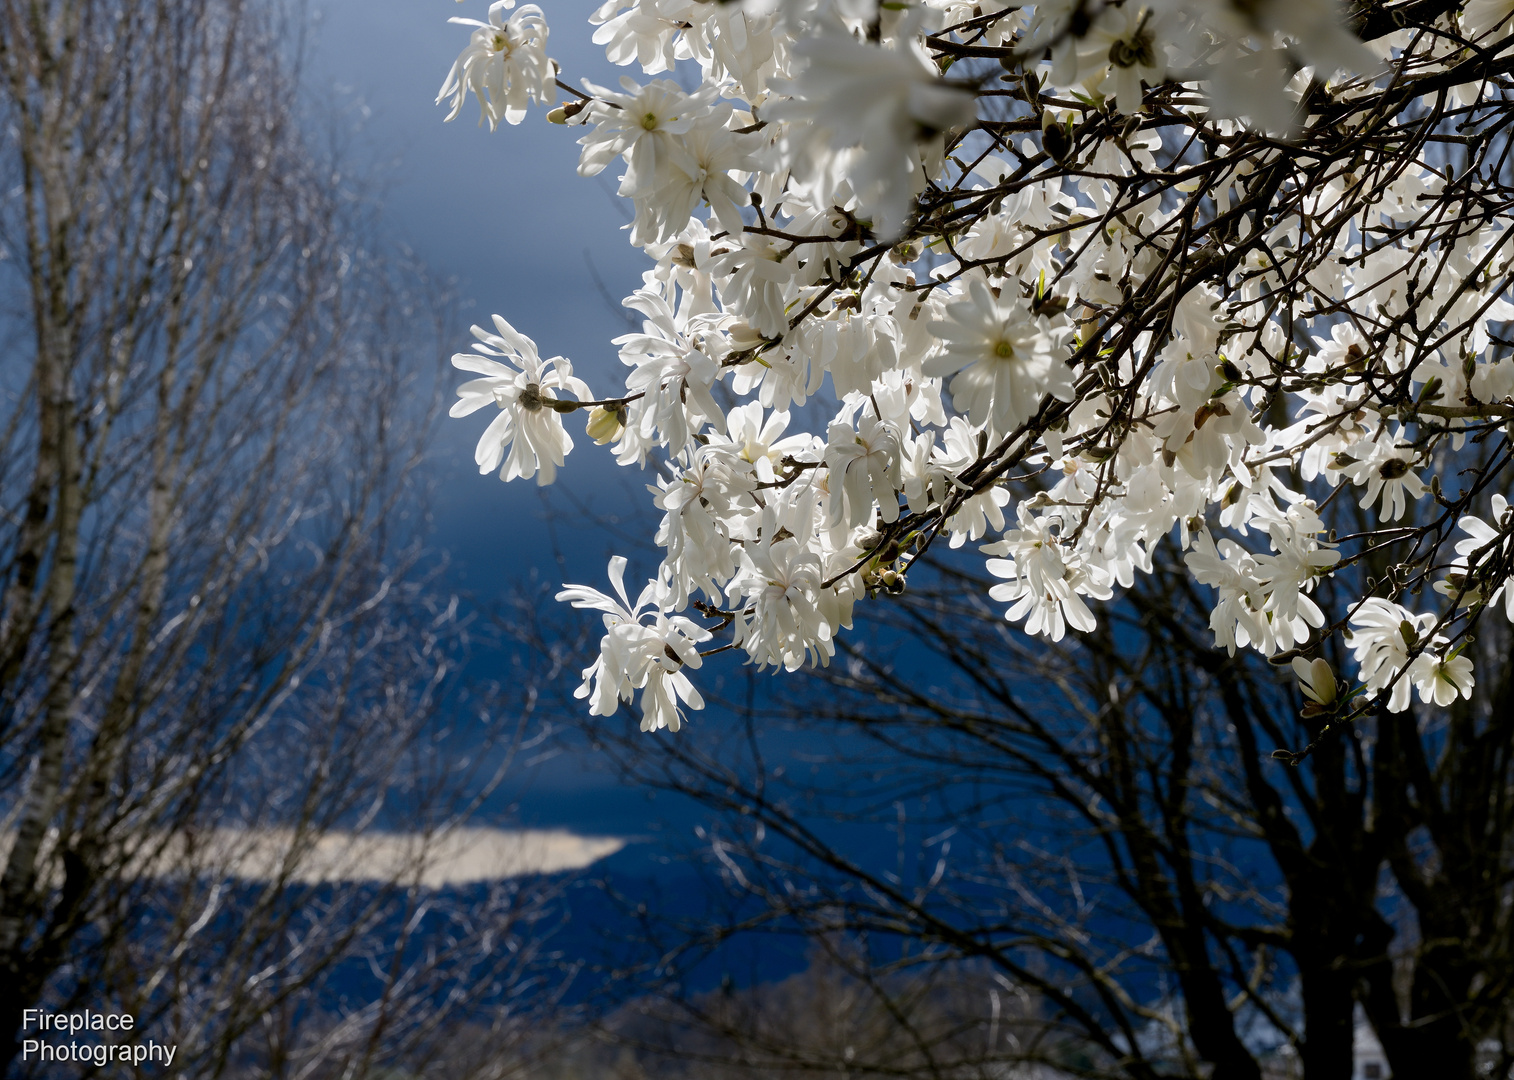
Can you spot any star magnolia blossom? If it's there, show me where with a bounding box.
[437,2,555,130]
[436,0,1514,735]
[450,315,589,485]
[557,556,712,731]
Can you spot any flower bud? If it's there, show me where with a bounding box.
[728,321,767,351]
[586,405,625,445]
[1032,292,1068,317]
[890,241,921,264]
[1291,656,1337,707]
[1042,121,1072,163]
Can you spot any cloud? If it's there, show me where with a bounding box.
[1,827,626,889]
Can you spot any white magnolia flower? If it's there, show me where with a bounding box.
[983,507,1112,642]
[654,450,754,607]
[1252,509,1340,652]
[1048,4,1166,113]
[438,3,555,130]
[927,418,1010,546]
[1408,649,1475,708]
[710,232,794,339]
[1348,598,1436,713]
[697,3,780,99]
[1150,387,1265,482]
[770,22,976,237]
[1464,0,1514,41]
[615,286,723,451]
[1185,530,1265,655]
[589,0,690,72]
[628,106,760,247]
[577,77,716,196]
[825,412,903,528]
[1340,439,1427,523]
[925,280,1075,434]
[1291,656,1337,708]
[727,504,839,671]
[1435,495,1514,621]
[705,403,814,485]
[450,316,590,485]
[557,557,713,732]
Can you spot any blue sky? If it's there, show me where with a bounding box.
[309,0,650,559]
[306,1,971,890]
[311,0,681,843]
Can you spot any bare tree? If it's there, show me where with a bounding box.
[463,0,1514,1072]
[531,949,1063,1080]
[0,0,577,1075]
[535,520,1514,1080]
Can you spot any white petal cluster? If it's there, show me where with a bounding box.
[1436,496,1514,622]
[437,2,555,129]
[435,0,1514,733]
[925,280,1074,435]
[557,557,712,731]
[1347,599,1473,714]
[984,505,1111,642]
[769,16,977,238]
[449,316,589,485]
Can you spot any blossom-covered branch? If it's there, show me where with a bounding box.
[434,0,1514,746]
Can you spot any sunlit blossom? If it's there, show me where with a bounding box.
[436,0,1504,734]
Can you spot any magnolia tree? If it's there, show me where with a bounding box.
[436,0,1514,755]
